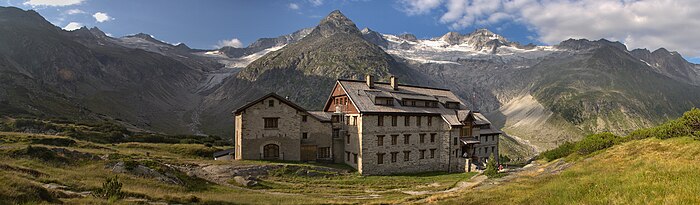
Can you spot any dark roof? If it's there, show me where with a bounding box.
[308,111,332,122]
[233,92,329,122]
[213,149,234,158]
[234,93,307,114]
[337,79,451,91]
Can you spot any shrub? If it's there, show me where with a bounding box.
[540,142,576,161]
[484,153,498,178]
[11,145,69,164]
[31,138,76,147]
[93,176,123,200]
[574,132,621,155]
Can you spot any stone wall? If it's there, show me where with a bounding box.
[357,114,457,175]
[474,134,499,163]
[235,96,338,162]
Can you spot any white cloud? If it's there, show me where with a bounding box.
[62,22,82,31]
[397,0,700,58]
[216,38,244,48]
[289,3,300,10]
[93,12,112,22]
[64,9,85,15]
[308,0,323,6]
[23,0,83,6]
[397,0,442,15]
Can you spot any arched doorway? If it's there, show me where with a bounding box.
[263,144,280,159]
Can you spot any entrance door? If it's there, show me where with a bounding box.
[300,145,317,161]
[263,144,280,159]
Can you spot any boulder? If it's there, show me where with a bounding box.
[233,176,257,187]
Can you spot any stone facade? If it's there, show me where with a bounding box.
[234,77,501,175]
[234,94,338,162]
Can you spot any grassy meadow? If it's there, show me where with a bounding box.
[0,131,477,204]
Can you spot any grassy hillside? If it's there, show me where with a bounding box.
[430,108,700,204]
[0,124,477,204]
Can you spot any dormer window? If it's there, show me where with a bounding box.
[374,97,394,106]
[445,102,460,109]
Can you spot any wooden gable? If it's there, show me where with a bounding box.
[323,82,359,114]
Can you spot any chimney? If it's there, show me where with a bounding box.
[390,76,398,90]
[366,75,374,88]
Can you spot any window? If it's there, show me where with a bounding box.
[302,115,307,122]
[391,152,398,163]
[391,135,398,145]
[403,151,411,161]
[346,151,350,161]
[453,137,458,145]
[419,133,426,143]
[353,153,358,164]
[391,116,397,126]
[417,116,422,126]
[492,146,495,153]
[430,149,436,158]
[404,134,411,144]
[419,150,426,159]
[318,147,330,159]
[428,116,433,126]
[492,136,496,141]
[411,101,416,106]
[268,100,274,107]
[377,153,385,164]
[455,149,460,158]
[346,116,350,125]
[352,116,357,125]
[332,128,340,138]
[485,136,488,142]
[430,133,436,143]
[377,135,384,146]
[346,135,350,144]
[331,115,340,123]
[378,115,384,126]
[302,132,308,139]
[404,116,410,126]
[461,125,472,137]
[478,147,482,154]
[264,118,278,129]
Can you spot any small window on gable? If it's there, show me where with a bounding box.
[268,100,274,107]
[302,115,307,122]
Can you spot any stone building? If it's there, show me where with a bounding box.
[233,76,501,175]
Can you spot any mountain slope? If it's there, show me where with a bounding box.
[379,29,700,158]
[199,10,433,136]
[0,6,204,133]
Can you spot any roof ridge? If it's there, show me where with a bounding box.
[337,79,451,91]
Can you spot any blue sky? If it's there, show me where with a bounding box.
[4,0,700,63]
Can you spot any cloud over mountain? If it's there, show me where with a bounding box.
[398,0,700,58]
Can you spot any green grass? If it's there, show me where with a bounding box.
[434,137,700,205]
[0,132,476,204]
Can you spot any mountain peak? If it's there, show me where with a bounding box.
[309,10,361,38]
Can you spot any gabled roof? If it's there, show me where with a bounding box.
[233,92,329,122]
[233,93,307,114]
[473,112,492,125]
[334,79,470,126]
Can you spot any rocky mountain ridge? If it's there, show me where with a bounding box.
[1,6,699,161]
